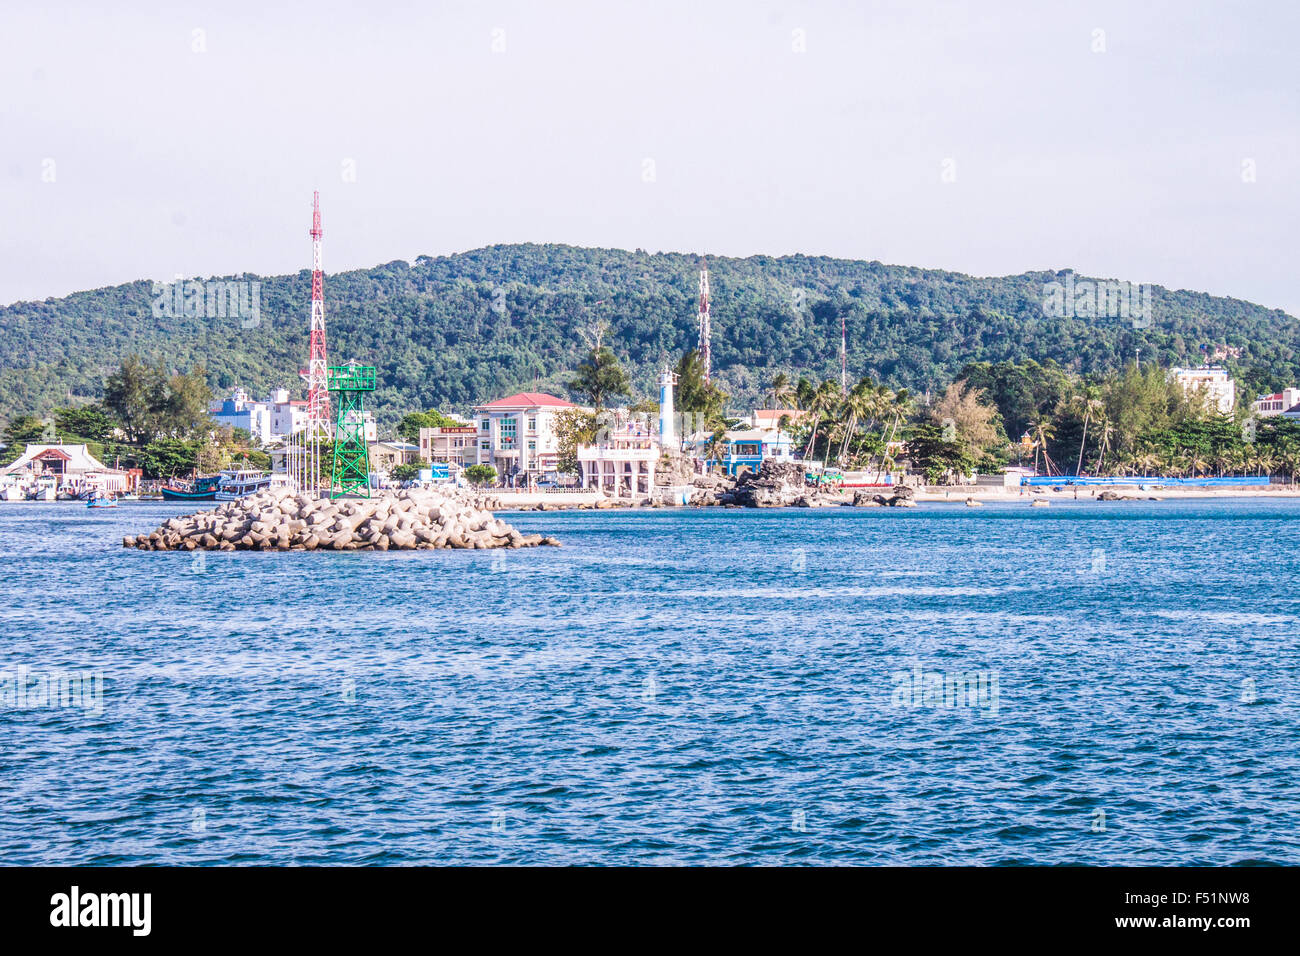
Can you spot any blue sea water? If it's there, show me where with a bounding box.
[1,498,1297,866]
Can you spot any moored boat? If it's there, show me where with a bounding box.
[160,474,223,501]
[213,470,295,500]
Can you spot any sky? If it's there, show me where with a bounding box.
[2,0,1297,316]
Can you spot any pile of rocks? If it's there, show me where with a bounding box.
[851,484,917,508]
[123,488,560,552]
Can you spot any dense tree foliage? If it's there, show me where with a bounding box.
[102,355,212,443]
[569,346,630,412]
[3,245,1293,426]
[395,409,460,443]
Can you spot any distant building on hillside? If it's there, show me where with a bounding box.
[210,388,308,444]
[472,391,578,483]
[1169,366,1236,416]
[1251,388,1300,417]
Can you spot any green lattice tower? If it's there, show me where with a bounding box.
[327,364,376,498]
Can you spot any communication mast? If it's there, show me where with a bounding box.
[301,191,331,491]
[697,258,711,382]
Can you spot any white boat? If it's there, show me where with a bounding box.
[27,478,57,501]
[214,470,296,500]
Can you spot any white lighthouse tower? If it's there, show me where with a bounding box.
[658,366,679,450]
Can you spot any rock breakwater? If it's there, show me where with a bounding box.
[123,488,560,551]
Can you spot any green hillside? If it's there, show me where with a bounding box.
[1,243,1296,423]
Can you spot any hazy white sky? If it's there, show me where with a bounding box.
[2,1,1297,315]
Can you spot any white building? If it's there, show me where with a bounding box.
[577,417,660,499]
[472,392,577,483]
[2,443,135,494]
[1170,366,1236,416]
[1251,388,1300,417]
[210,388,308,444]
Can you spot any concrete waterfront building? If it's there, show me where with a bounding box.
[1251,388,1300,417]
[2,442,135,494]
[418,425,479,472]
[577,417,659,498]
[472,392,576,483]
[684,425,796,476]
[748,408,807,431]
[1169,366,1236,416]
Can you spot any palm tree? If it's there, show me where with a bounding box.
[874,387,914,482]
[835,378,878,464]
[703,426,729,474]
[768,372,794,410]
[1094,418,1115,475]
[1073,393,1102,476]
[794,377,816,412]
[1030,419,1057,475]
[802,379,841,462]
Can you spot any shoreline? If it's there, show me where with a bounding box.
[915,484,1300,502]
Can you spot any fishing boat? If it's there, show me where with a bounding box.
[87,494,118,508]
[214,470,294,500]
[26,477,57,501]
[160,474,223,501]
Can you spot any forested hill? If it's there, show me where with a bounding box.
[1,243,1296,422]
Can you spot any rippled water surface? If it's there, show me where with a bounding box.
[1,499,1298,865]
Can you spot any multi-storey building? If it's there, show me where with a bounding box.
[1251,388,1300,417]
[210,388,309,444]
[1169,366,1236,416]
[576,418,660,498]
[471,392,577,482]
[418,426,479,471]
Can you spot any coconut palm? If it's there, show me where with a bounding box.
[802,379,842,461]
[1093,417,1115,475]
[1073,393,1103,476]
[835,378,880,464]
[703,426,729,474]
[1030,419,1057,475]
[794,377,816,412]
[874,388,915,482]
[768,372,794,410]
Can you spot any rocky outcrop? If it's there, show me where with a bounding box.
[729,460,840,508]
[123,487,560,552]
[851,487,916,508]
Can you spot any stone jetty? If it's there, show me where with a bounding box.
[123,487,560,552]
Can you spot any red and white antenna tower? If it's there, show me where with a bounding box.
[303,191,330,491]
[697,258,711,382]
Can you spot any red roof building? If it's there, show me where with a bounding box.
[470,393,580,483]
